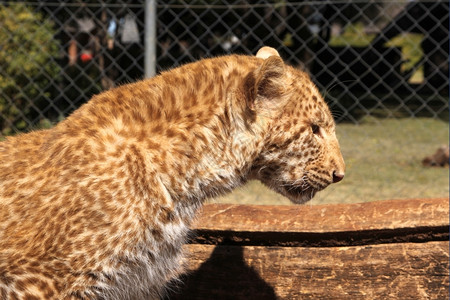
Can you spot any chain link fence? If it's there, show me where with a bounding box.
[0,0,448,203]
[156,0,448,124]
[0,0,448,133]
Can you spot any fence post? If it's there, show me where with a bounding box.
[144,0,156,78]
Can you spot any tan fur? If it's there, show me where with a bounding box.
[0,47,344,299]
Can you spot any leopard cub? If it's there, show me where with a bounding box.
[0,47,344,299]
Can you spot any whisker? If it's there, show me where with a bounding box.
[323,79,357,97]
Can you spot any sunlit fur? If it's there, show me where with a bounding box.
[0,47,344,299]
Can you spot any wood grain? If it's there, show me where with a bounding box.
[166,198,449,299]
[171,242,449,300]
[194,198,448,233]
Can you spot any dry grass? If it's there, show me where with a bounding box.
[213,117,449,205]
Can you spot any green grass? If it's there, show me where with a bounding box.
[214,117,449,205]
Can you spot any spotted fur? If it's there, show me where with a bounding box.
[0,47,344,299]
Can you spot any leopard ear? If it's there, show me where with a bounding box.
[256,46,280,59]
[246,55,285,111]
[244,47,285,112]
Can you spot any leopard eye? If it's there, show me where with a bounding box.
[311,124,320,135]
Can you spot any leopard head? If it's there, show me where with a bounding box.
[246,47,345,204]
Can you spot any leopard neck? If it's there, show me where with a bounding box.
[57,55,266,207]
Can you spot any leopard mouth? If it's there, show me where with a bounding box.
[278,172,336,204]
[251,164,325,204]
[279,182,318,204]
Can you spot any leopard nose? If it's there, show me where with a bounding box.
[332,171,345,183]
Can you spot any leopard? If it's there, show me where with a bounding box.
[0,46,344,299]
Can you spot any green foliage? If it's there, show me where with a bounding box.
[385,33,424,71]
[329,23,424,82]
[329,22,376,47]
[0,3,60,135]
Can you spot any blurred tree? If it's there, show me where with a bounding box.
[0,3,60,135]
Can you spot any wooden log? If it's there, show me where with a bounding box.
[176,242,448,300]
[195,197,448,233]
[166,198,449,299]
